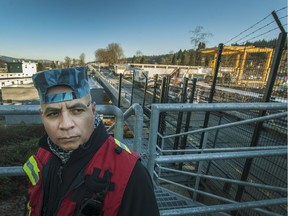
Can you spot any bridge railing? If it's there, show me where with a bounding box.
[146,102,287,216]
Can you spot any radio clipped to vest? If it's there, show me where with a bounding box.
[73,168,115,216]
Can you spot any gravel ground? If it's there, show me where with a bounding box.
[0,195,26,216]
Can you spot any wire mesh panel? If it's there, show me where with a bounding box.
[149,103,287,216]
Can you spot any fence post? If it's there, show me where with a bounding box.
[173,77,188,152]
[199,43,224,149]
[179,78,197,170]
[164,75,171,103]
[142,72,148,109]
[130,70,135,105]
[159,76,166,104]
[158,77,167,147]
[152,74,158,103]
[118,73,123,108]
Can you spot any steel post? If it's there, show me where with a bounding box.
[117,73,122,108]
[130,70,135,105]
[178,78,197,170]
[173,78,188,152]
[199,43,224,149]
[152,74,158,103]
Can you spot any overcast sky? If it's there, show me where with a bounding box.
[1,0,287,62]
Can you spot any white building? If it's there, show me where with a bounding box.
[6,61,37,75]
[22,61,37,75]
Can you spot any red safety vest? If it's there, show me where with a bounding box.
[24,136,140,216]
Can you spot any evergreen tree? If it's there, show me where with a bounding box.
[140,56,146,64]
[177,49,183,62]
[171,54,177,65]
[181,51,190,65]
[50,61,56,69]
[79,53,85,66]
[37,62,44,72]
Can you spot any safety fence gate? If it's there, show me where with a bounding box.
[145,102,287,216]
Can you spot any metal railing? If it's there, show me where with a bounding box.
[0,102,287,215]
[106,103,144,154]
[122,103,144,154]
[146,102,287,216]
[0,104,127,177]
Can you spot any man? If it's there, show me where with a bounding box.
[23,67,159,216]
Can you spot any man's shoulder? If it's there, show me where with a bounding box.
[104,136,140,160]
[131,160,151,181]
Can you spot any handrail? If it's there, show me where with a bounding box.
[0,166,24,177]
[155,149,287,164]
[123,103,144,154]
[147,102,287,216]
[147,102,287,175]
[158,111,287,139]
[0,104,125,177]
[106,103,144,154]
[150,102,286,112]
[0,105,124,141]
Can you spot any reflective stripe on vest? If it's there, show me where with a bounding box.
[26,202,32,216]
[23,156,40,186]
[114,139,131,154]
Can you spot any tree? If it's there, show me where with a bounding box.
[107,43,124,64]
[95,48,108,63]
[133,50,144,63]
[189,50,196,66]
[177,49,183,62]
[135,50,143,57]
[50,61,56,69]
[37,62,44,71]
[197,42,206,50]
[180,50,190,65]
[190,26,213,65]
[190,26,213,50]
[140,56,146,64]
[72,58,77,67]
[79,53,85,66]
[95,43,124,65]
[171,54,177,65]
[64,56,71,67]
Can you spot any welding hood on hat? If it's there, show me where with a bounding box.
[32,66,90,104]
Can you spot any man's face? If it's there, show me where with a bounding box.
[40,86,96,151]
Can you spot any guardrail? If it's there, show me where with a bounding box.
[107,103,144,154]
[146,102,287,216]
[0,104,125,177]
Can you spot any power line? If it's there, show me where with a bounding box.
[225,7,287,45]
[233,21,276,44]
[241,27,279,45]
[275,6,287,13]
[224,14,271,44]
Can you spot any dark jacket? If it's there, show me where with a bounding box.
[24,121,160,216]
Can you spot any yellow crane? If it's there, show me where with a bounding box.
[199,45,273,85]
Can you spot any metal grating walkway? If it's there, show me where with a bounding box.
[155,186,199,210]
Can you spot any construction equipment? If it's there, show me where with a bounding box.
[199,45,274,86]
